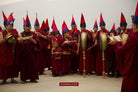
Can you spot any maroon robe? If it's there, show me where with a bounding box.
[51,37,62,75]
[79,30,94,73]
[0,29,19,80]
[116,32,138,92]
[115,29,133,74]
[106,44,116,74]
[19,31,39,81]
[91,32,98,71]
[71,39,80,73]
[61,37,73,74]
[96,30,109,74]
[44,36,52,69]
[35,30,47,74]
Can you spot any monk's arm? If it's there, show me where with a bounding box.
[0,32,7,44]
[39,33,47,39]
[117,37,135,52]
[30,37,37,44]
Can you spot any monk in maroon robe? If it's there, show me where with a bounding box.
[91,20,98,72]
[79,14,94,75]
[61,21,73,74]
[0,28,19,85]
[95,13,109,76]
[43,19,52,70]
[19,14,39,83]
[71,27,80,73]
[0,13,19,85]
[113,24,138,92]
[115,13,133,77]
[106,24,116,77]
[34,20,47,75]
[51,31,62,76]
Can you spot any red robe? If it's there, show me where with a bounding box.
[19,31,39,81]
[71,39,80,72]
[91,31,98,71]
[116,32,138,92]
[106,44,116,74]
[0,29,19,80]
[79,30,94,73]
[35,30,47,74]
[51,37,62,75]
[61,37,73,74]
[45,36,52,69]
[115,29,133,74]
[96,30,109,74]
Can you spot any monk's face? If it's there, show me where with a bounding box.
[121,26,126,31]
[81,27,86,32]
[55,33,59,38]
[93,28,98,32]
[100,26,105,31]
[34,26,40,31]
[5,25,13,32]
[73,36,78,40]
[64,32,69,38]
[116,30,120,35]
[132,23,138,32]
[46,30,49,35]
[24,26,31,32]
[110,32,115,36]
[71,25,76,31]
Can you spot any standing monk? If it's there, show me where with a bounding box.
[91,20,98,72]
[115,12,133,77]
[0,12,19,85]
[34,16,47,75]
[106,23,116,77]
[79,13,94,75]
[61,21,73,75]
[19,12,39,84]
[95,13,109,76]
[45,19,52,70]
[72,26,80,73]
[51,22,62,77]
[113,3,138,92]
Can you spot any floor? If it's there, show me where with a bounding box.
[0,69,122,92]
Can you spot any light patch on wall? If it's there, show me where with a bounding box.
[0,0,24,6]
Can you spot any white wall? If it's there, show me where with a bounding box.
[0,0,137,33]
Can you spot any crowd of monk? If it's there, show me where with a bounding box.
[0,2,138,92]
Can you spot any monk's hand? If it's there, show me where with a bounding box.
[36,32,41,36]
[121,40,126,45]
[3,34,11,42]
[30,37,37,44]
[76,50,79,54]
[19,38,23,43]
